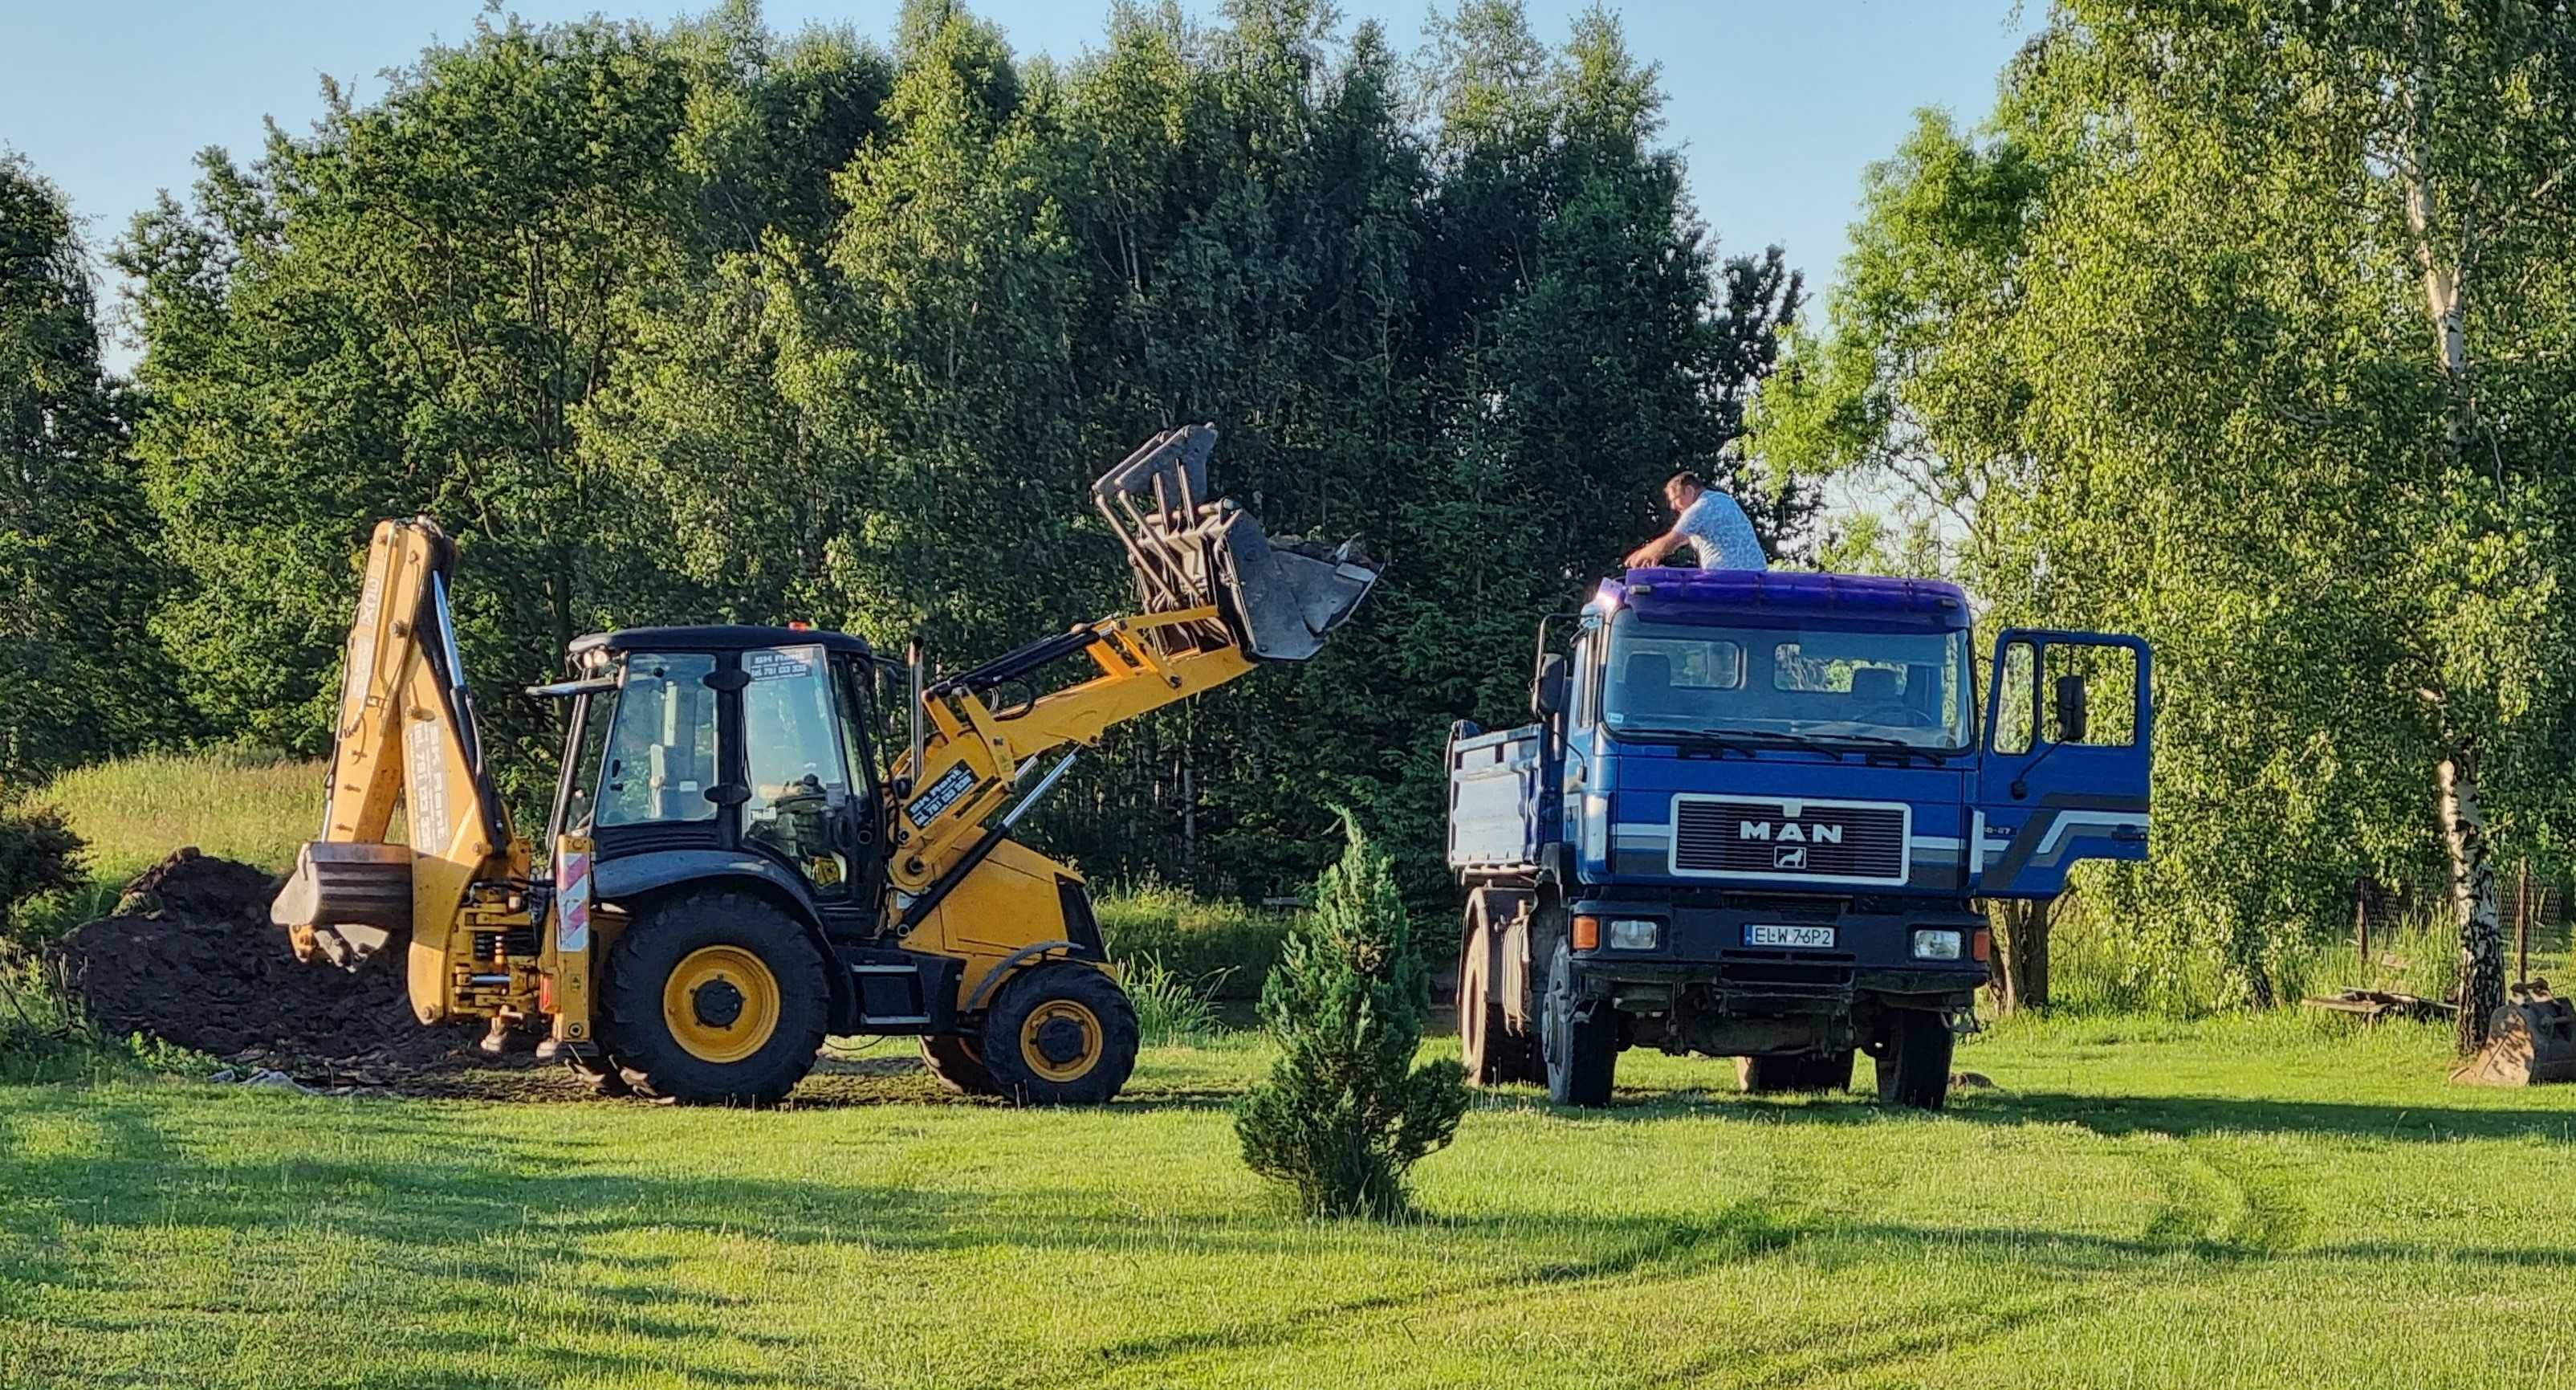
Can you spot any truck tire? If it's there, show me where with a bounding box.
[1541,944,1616,1107]
[1800,1049,1857,1093]
[919,1033,1000,1097]
[1737,1050,1854,1094]
[1875,1010,1954,1111]
[978,961,1139,1106]
[600,890,830,1106]
[1460,924,1542,1086]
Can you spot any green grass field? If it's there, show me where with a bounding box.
[4,1011,2572,1389]
[9,754,2574,1386]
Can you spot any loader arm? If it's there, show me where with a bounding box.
[885,424,1380,899]
[271,518,527,1021]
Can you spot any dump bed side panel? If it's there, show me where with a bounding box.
[1448,724,1554,874]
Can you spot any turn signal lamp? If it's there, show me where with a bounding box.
[1572,915,1601,951]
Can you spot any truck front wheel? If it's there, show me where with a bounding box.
[1875,1010,1955,1111]
[1541,944,1616,1107]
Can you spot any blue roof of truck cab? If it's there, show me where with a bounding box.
[1595,568,1971,631]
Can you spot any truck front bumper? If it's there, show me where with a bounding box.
[1564,897,1990,1010]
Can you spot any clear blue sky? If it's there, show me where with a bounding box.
[4,0,2033,363]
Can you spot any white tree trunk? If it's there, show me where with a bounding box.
[2438,749,2507,1052]
[2403,10,2477,443]
[2405,20,2503,1051]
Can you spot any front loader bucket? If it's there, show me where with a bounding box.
[2451,980,2576,1086]
[1093,424,1381,662]
[271,842,413,970]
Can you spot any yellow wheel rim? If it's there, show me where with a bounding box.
[1019,999,1103,1083]
[662,945,780,1065]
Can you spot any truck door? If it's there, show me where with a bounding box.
[1972,630,2151,899]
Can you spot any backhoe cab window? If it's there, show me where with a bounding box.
[1602,615,1973,751]
[597,653,719,825]
[743,645,856,897]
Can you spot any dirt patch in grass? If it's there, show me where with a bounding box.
[47,848,488,1087]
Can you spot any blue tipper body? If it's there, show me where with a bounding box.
[1446,567,2152,1103]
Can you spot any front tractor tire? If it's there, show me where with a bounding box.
[977,961,1139,1106]
[599,891,830,1106]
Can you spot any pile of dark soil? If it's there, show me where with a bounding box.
[50,848,479,1084]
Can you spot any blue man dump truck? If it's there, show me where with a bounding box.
[1447,568,2152,1109]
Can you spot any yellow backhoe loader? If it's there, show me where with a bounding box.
[269,426,1378,1104]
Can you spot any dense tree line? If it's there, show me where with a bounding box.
[1761,0,2576,1037]
[4,0,1809,898]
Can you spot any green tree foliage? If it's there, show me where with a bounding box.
[0,159,176,789]
[0,800,85,948]
[1235,813,1467,1217]
[1760,2,2576,1031]
[103,0,1809,894]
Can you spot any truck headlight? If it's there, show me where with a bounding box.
[1912,929,1964,960]
[1606,919,1660,951]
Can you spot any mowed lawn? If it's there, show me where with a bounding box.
[2,1013,2572,1390]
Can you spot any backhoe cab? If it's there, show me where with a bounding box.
[271,426,1377,1105]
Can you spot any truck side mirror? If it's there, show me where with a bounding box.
[1532,653,1569,718]
[2053,673,2089,744]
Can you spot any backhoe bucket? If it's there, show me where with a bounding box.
[2451,980,2576,1086]
[271,841,412,969]
[1093,424,1380,662]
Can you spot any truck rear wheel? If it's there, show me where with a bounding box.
[1736,1050,1853,1094]
[977,961,1139,1106]
[919,1033,1000,1097]
[1541,944,1616,1107]
[599,891,829,1106]
[1460,925,1541,1086]
[1875,1010,1954,1111]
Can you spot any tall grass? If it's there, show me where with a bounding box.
[1121,956,1227,1045]
[39,748,321,882]
[1094,883,1293,997]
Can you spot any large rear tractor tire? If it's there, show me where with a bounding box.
[1875,1010,1955,1111]
[920,1033,1001,1097]
[1460,927,1542,1086]
[978,961,1139,1106]
[600,891,829,1106]
[1541,944,1617,1107]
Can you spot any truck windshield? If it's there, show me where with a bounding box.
[1601,613,1973,752]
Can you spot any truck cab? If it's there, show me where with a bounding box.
[1447,569,2151,1108]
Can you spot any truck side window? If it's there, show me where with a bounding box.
[2045,642,2139,747]
[1993,640,2037,755]
[597,652,720,825]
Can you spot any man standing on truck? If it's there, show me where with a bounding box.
[1623,471,1768,572]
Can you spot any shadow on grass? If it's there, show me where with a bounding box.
[1469,1078,2576,1146]
[10,1086,2575,1388]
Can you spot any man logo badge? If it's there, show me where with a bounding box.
[1774,845,1808,870]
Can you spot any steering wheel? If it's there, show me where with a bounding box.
[1854,704,1930,729]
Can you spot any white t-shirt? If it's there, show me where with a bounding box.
[1675,491,1767,569]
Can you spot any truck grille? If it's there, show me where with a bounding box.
[1672,797,1909,883]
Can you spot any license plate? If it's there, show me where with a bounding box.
[1747,923,1836,949]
